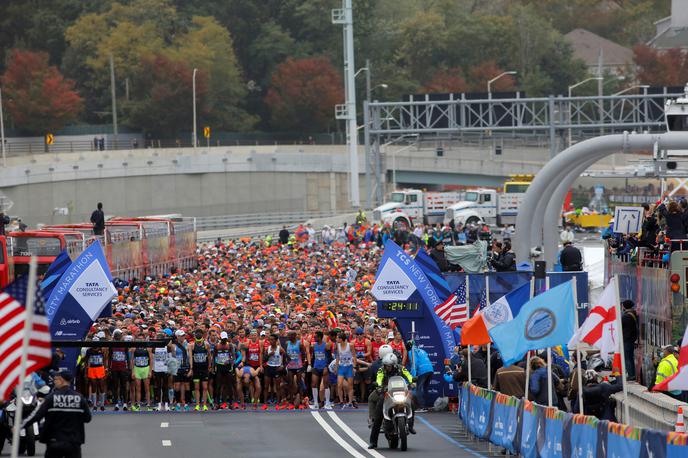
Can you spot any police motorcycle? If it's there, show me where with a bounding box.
[0,374,50,456]
[381,375,414,451]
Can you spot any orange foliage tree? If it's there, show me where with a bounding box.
[265,57,343,131]
[633,45,688,87]
[423,61,516,94]
[1,49,82,134]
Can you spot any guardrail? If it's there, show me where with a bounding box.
[193,211,340,231]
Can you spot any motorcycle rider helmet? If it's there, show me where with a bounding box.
[382,353,398,368]
[378,344,394,360]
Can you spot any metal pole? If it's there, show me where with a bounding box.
[344,0,360,208]
[364,59,372,210]
[192,68,198,149]
[109,54,118,150]
[467,277,472,385]
[567,87,573,149]
[548,96,556,158]
[10,256,38,458]
[524,278,535,400]
[573,277,585,414]
[392,148,396,189]
[0,86,6,167]
[613,275,630,422]
[545,277,553,407]
[485,276,491,389]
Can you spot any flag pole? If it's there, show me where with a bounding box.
[466,277,472,385]
[524,277,535,400]
[486,276,491,389]
[10,256,38,458]
[545,276,553,408]
[572,276,585,414]
[613,275,630,422]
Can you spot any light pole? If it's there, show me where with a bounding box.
[192,68,198,148]
[613,84,650,96]
[487,71,517,96]
[567,77,603,147]
[355,60,388,209]
[487,71,516,129]
[381,134,418,190]
[0,86,5,167]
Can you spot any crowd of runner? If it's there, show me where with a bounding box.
[71,229,423,412]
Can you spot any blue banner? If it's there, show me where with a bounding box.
[41,250,72,304]
[563,415,598,458]
[466,385,493,439]
[373,241,456,401]
[47,242,116,371]
[539,407,568,458]
[459,384,469,422]
[519,401,540,458]
[489,393,520,453]
[607,423,641,458]
[667,432,688,458]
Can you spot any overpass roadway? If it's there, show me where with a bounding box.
[0,142,643,225]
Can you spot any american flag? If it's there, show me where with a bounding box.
[434,279,468,330]
[477,289,488,312]
[0,276,52,401]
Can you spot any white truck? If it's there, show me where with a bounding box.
[443,180,530,228]
[372,189,465,229]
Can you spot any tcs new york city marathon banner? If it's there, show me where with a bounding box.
[372,240,456,400]
[45,241,116,370]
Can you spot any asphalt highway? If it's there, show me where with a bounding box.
[4,409,488,458]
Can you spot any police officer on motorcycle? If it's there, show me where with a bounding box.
[368,353,415,449]
[22,370,91,458]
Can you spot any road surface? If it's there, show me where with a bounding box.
[3,409,488,458]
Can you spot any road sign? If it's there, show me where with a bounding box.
[613,206,643,234]
[203,126,210,138]
[45,133,54,145]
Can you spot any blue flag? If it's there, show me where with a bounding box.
[489,281,576,367]
[46,241,117,335]
[41,250,73,301]
[414,249,451,301]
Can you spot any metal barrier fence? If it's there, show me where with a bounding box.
[457,383,688,456]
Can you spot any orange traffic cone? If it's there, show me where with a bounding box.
[676,407,686,433]
[611,353,622,377]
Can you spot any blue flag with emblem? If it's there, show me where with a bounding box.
[489,281,576,367]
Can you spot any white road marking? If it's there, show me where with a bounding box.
[162,440,172,447]
[326,411,385,458]
[160,422,169,428]
[311,411,367,458]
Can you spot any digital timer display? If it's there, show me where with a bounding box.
[382,302,420,312]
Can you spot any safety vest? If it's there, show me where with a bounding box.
[656,354,681,394]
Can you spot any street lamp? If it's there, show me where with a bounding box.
[0,87,5,167]
[487,71,517,96]
[613,84,650,96]
[381,134,418,190]
[192,68,198,148]
[568,77,603,147]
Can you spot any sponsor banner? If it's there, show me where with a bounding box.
[606,422,641,458]
[563,414,598,458]
[466,384,493,439]
[519,400,540,458]
[459,384,469,422]
[489,392,520,453]
[47,242,116,370]
[640,429,667,458]
[667,431,688,458]
[373,241,456,402]
[539,407,568,458]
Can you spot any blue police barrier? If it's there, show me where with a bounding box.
[606,422,641,458]
[466,384,494,439]
[641,429,667,458]
[519,400,540,458]
[459,385,469,422]
[539,407,569,458]
[563,414,598,458]
[489,392,520,453]
[667,431,688,458]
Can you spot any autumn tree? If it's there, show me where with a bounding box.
[1,49,82,134]
[422,69,468,93]
[265,57,343,131]
[123,55,207,136]
[633,45,688,87]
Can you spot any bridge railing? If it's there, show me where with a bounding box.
[193,211,340,231]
